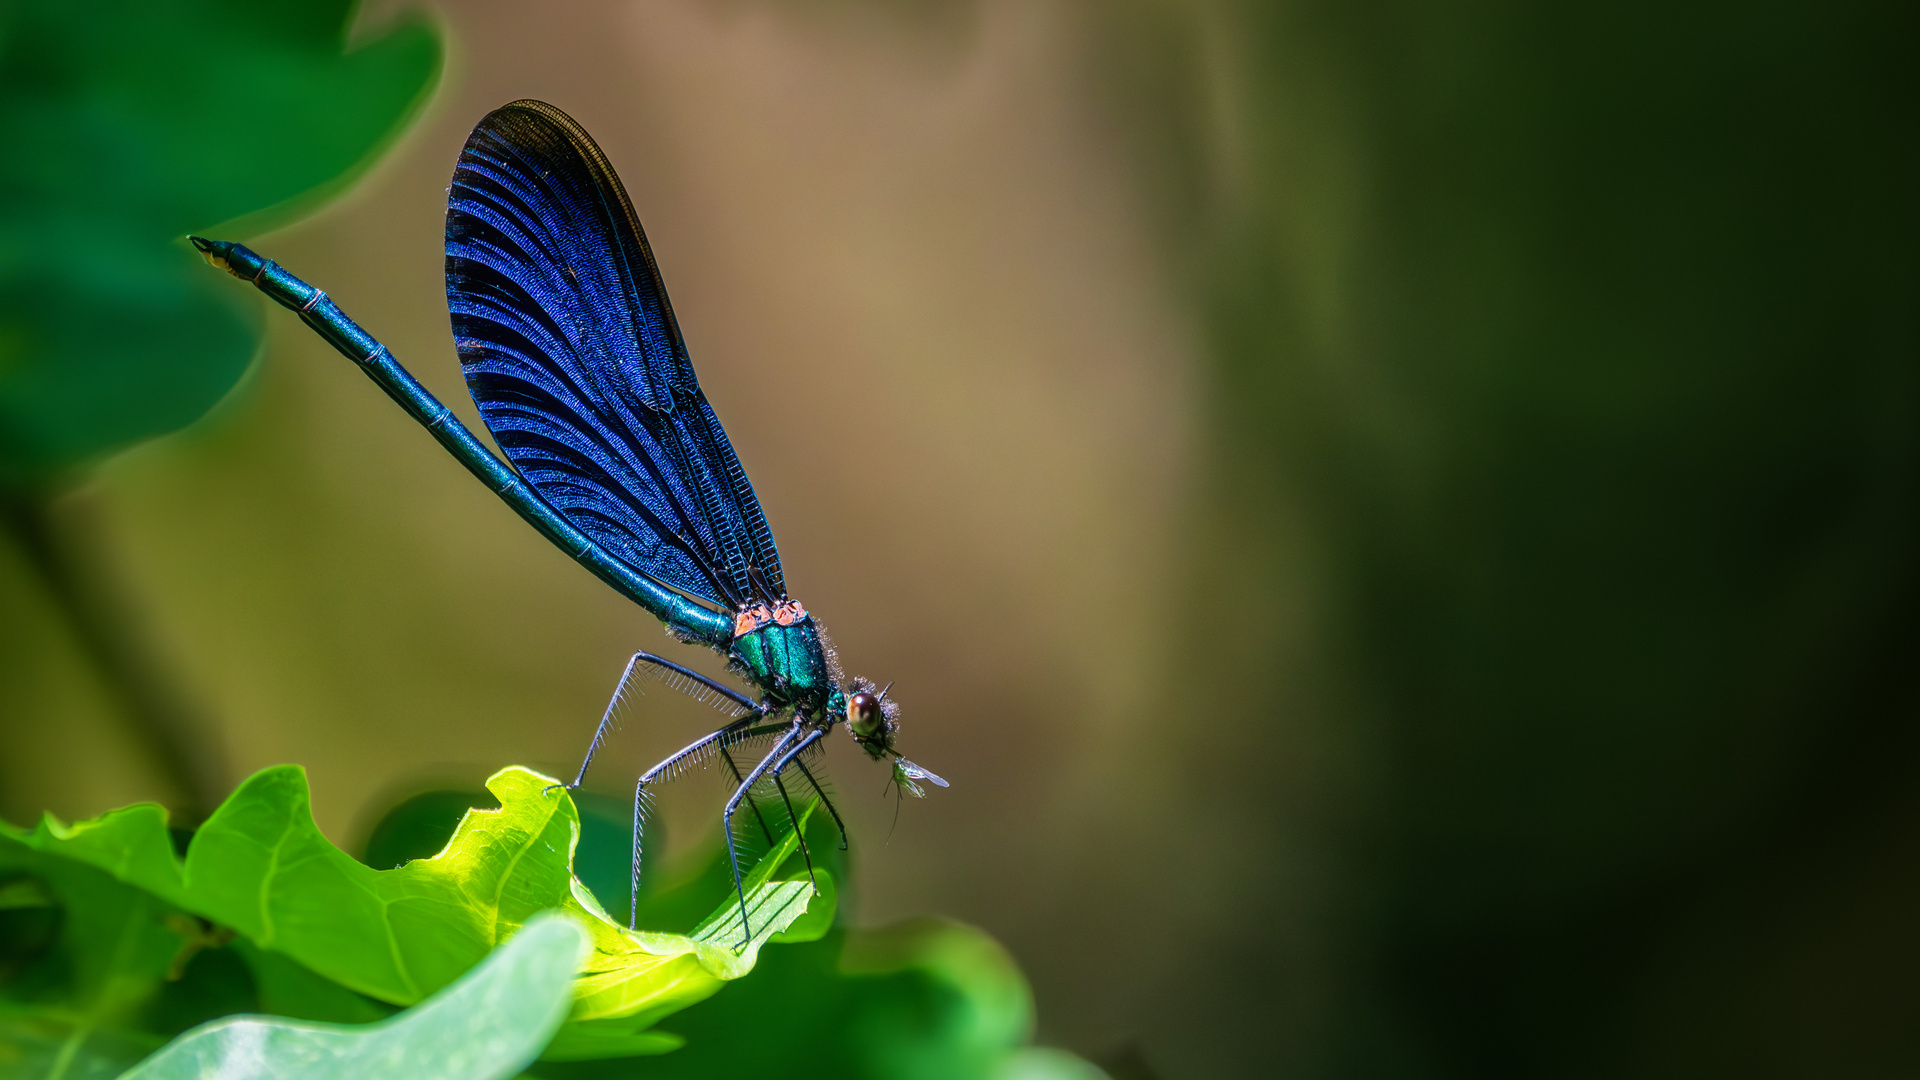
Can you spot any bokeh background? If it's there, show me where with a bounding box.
[3,0,1916,1077]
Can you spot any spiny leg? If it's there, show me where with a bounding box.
[719,745,778,847]
[772,772,817,892]
[629,778,651,929]
[561,652,648,792]
[791,756,849,852]
[626,651,761,716]
[560,650,758,794]
[625,713,779,928]
[734,730,833,943]
[721,725,806,947]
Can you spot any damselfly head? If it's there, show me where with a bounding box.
[849,691,884,737]
[843,678,947,799]
[845,676,900,759]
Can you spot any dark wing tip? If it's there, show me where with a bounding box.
[454,98,693,380]
[474,100,601,159]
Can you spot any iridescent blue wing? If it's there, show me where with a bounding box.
[445,100,782,611]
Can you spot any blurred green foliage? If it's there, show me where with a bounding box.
[0,766,1090,1078]
[121,914,587,1080]
[0,765,819,1068]
[0,0,444,828]
[538,796,1040,1080]
[1166,0,1919,1075]
[383,785,1067,1080]
[0,0,441,486]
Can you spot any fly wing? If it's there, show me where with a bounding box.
[445,100,783,609]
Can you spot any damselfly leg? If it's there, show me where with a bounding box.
[624,713,785,927]
[791,755,849,851]
[762,730,832,894]
[721,725,830,947]
[552,648,841,942]
[772,771,817,892]
[721,724,802,944]
[556,650,758,795]
[718,744,779,847]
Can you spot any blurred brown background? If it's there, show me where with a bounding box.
[4,0,1917,1077]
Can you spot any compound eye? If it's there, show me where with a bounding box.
[849,692,883,737]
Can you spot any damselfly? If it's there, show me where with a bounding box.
[191,100,944,946]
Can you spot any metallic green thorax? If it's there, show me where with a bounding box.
[730,617,834,717]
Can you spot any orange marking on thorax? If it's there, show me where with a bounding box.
[732,599,809,638]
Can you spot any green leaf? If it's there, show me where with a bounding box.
[0,837,236,1078]
[2,765,827,1061]
[771,864,837,945]
[530,918,1048,1080]
[231,941,393,1026]
[540,796,821,1055]
[360,790,503,872]
[0,0,443,483]
[2,768,1101,1077]
[120,912,586,1080]
[1,797,183,900]
[180,764,555,1003]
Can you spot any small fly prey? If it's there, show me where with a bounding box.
[191,100,944,945]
